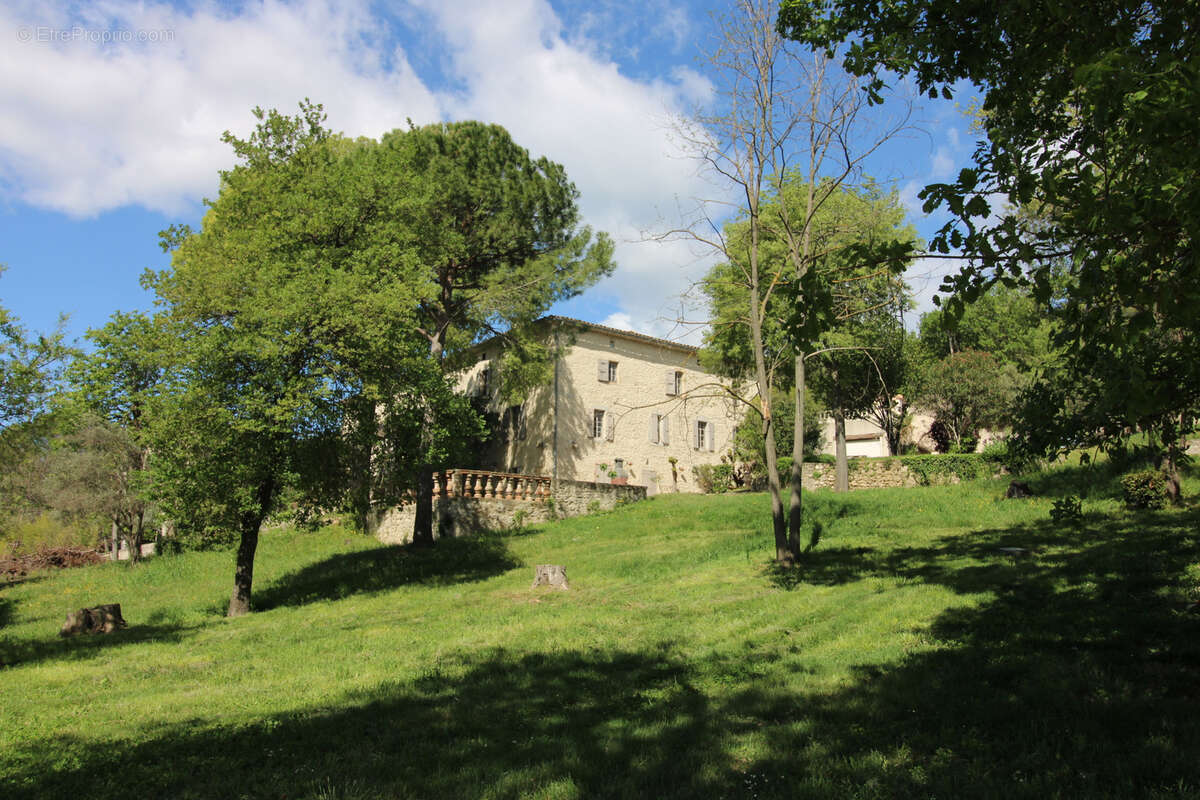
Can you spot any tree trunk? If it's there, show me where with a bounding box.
[834,412,849,492]
[412,466,435,545]
[109,519,119,562]
[128,510,144,564]
[1163,438,1183,506]
[412,333,446,546]
[787,352,806,558]
[227,479,274,617]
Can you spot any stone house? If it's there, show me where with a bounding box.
[458,316,743,494]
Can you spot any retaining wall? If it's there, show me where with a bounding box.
[373,478,646,545]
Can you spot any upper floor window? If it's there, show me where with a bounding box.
[665,370,683,396]
[597,359,618,383]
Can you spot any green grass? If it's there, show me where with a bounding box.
[2,464,1199,799]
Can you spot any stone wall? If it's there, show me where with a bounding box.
[801,456,1003,491]
[802,460,920,491]
[373,478,647,545]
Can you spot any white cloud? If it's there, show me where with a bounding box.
[904,255,957,321]
[0,0,730,340]
[0,0,440,217]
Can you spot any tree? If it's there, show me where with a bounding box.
[918,283,1055,374]
[149,103,474,616]
[780,0,1200,490]
[0,273,70,464]
[920,350,1016,450]
[673,0,915,562]
[67,312,163,561]
[699,177,916,516]
[362,121,614,545]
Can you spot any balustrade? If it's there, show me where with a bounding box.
[432,469,551,502]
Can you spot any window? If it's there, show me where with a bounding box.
[592,408,614,441]
[694,419,716,451]
[648,412,670,445]
[695,420,708,449]
[665,370,683,396]
[597,359,618,383]
[476,365,493,397]
[674,371,683,396]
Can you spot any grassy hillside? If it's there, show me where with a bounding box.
[2,468,1199,799]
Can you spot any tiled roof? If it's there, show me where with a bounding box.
[541,315,699,354]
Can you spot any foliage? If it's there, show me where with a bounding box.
[897,453,992,486]
[919,350,1015,447]
[692,463,736,494]
[1121,469,1168,510]
[0,272,70,441]
[1049,495,1082,525]
[729,387,824,485]
[780,0,1200,493]
[147,103,480,614]
[917,283,1056,374]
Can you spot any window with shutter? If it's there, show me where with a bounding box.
[597,359,609,382]
[605,408,615,441]
[647,413,659,444]
[607,361,618,382]
[707,421,716,452]
[593,409,605,439]
[661,414,670,445]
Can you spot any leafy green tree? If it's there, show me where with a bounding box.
[0,275,73,527]
[730,387,825,487]
[701,179,917,497]
[149,103,477,616]
[66,312,163,561]
[0,274,70,457]
[920,350,1016,450]
[362,121,614,544]
[918,283,1055,374]
[780,0,1200,484]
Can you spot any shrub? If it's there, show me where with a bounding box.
[1050,495,1082,524]
[693,464,735,494]
[897,454,990,486]
[1122,469,1168,510]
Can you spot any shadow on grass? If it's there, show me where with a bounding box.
[753,508,1200,797]
[254,534,522,611]
[7,511,1200,798]
[0,621,198,670]
[4,648,729,800]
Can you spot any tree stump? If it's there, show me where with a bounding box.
[1005,481,1033,498]
[531,564,569,590]
[59,604,127,637]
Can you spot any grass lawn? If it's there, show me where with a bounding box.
[2,464,1199,799]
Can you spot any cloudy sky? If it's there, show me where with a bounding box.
[0,0,974,346]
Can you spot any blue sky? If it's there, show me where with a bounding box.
[0,0,975,346]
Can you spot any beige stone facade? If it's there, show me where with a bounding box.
[458,317,745,494]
